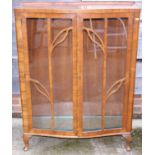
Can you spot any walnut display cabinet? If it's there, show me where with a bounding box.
[15,2,141,151]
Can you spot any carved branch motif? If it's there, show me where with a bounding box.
[30,78,51,102]
[30,25,126,114]
[29,26,73,127]
[117,18,127,39]
[83,27,105,55]
[106,77,126,100]
[89,19,97,59]
[50,26,73,54]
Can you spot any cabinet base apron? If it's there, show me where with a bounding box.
[23,130,132,151]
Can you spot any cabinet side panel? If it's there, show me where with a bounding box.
[15,15,31,132]
[127,13,140,131]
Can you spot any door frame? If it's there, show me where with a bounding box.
[76,12,134,137]
[18,12,78,137]
[16,11,137,138]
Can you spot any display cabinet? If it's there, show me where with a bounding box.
[15,1,141,151]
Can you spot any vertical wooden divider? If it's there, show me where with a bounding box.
[72,16,78,133]
[102,18,108,129]
[47,18,55,129]
[77,16,83,135]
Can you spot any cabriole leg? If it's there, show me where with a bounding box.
[23,134,31,151]
[122,133,132,151]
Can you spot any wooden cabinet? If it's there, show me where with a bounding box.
[15,2,141,151]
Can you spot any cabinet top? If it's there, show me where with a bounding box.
[15,2,141,14]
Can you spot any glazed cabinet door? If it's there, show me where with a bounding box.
[77,14,133,136]
[22,14,77,135]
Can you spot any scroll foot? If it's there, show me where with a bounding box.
[23,134,31,151]
[122,133,132,151]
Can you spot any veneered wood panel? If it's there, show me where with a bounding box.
[127,13,140,132]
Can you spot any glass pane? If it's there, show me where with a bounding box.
[105,18,128,129]
[27,18,51,129]
[51,19,73,131]
[83,19,104,131]
[27,18,73,131]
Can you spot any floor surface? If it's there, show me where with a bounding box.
[12,118,142,155]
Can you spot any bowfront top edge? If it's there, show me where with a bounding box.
[14,2,141,14]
